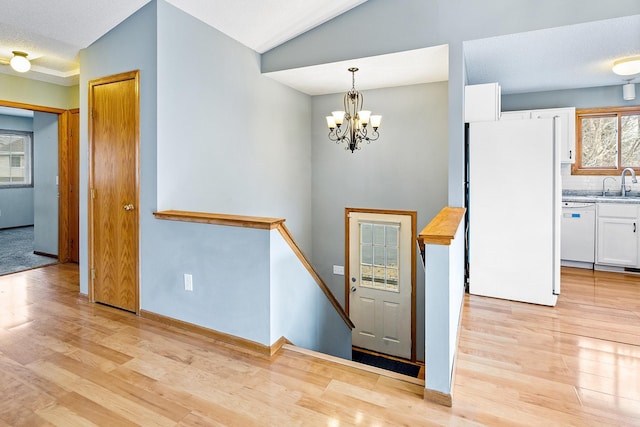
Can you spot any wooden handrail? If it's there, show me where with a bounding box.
[418,207,466,246]
[153,210,285,230]
[153,210,354,330]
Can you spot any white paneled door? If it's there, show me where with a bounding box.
[348,211,413,359]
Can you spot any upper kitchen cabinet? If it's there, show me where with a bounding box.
[465,83,501,122]
[531,107,576,164]
[500,111,532,120]
[500,107,576,163]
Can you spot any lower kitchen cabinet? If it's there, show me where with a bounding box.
[596,204,639,267]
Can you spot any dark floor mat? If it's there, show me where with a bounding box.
[352,349,420,378]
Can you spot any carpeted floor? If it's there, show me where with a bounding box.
[0,226,57,276]
[352,349,421,378]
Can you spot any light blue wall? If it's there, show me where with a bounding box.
[145,220,271,344]
[270,229,351,358]
[79,1,158,295]
[156,1,312,252]
[33,112,58,255]
[145,0,313,315]
[312,82,449,361]
[77,0,350,357]
[0,115,32,131]
[424,219,465,394]
[0,187,33,229]
[503,85,639,111]
[0,115,33,229]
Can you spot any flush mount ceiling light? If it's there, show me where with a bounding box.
[325,67,382,153]
[612,55,640,76]
[10,51,31,73]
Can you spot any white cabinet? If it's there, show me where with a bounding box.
[500,107,576,163]
[532,107,576,164]
[500,111,531,120]
[465,83,501,122]
[596,203,639,267]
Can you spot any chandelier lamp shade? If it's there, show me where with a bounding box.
[326,67,381,153]
[10,51,31,73]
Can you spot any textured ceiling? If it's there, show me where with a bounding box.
[0,0,366,86]
[0,1,638,96]
[464,14,640,94]
[0,0,151,85]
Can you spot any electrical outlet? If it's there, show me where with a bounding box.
[184,273,193,291]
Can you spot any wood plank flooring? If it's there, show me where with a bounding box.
[0,264,639,425]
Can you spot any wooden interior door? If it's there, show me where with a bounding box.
[68,109,80,263]
[89,71,139,313]
[346,209,417,360]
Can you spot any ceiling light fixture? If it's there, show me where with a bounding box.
[10,51,31,73]
[623,79,636,101]
[326,68,382,153]
[612,55,640,76]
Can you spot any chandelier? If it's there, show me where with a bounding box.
[325,67,382,153]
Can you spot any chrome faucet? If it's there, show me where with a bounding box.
[602,177,616,196]
[621,167,638,197]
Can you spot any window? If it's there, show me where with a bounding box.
[359,222,400,292]
[0,130,33,187]
[573,106,640,175]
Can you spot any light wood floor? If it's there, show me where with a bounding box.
[0,264,639,425]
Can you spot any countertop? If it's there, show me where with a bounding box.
[562,190,640,204]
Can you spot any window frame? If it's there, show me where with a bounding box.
[0,129,34,188]
[572,106,640,175]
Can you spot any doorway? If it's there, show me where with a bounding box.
[0,101,75,272]
[345,208,417,361]
[88,70,140,313]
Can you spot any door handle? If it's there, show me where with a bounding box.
[634,222,636,233]
[351,286,357,293]
[123,204,135,211]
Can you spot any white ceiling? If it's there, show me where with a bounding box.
[0,1,638,96]
[0,0,366,86]
[264,45,449,96]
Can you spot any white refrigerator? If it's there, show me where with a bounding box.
[468,117,560,306]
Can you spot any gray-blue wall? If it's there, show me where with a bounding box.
[503,85,640,111]
[33,112,59,255]
[311,82,449,361]
[0,114,34,229]
[79,1,314,313]
[79,0,158,295]
[155,1,312,252]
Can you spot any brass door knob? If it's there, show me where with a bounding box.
[123,204,135,211]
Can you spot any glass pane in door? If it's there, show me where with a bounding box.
[359,222,400,293]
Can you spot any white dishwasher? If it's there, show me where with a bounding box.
[561,201,596,267]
